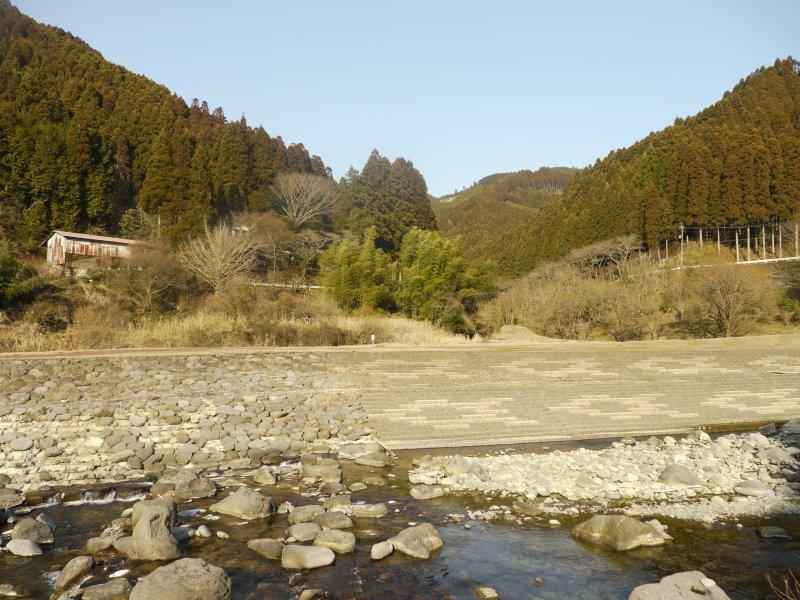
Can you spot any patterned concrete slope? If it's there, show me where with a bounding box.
[331,335,800,449]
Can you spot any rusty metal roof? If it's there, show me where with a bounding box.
[50,230,146,245]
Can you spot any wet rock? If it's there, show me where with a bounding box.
[658,464,701,486]
[247,538,283,560]
[512,499,542,517]
[629,570,730,600]
[757,526,790,539]
[209,486,276,520]
[301,457,342,482]
[196,525,212,538]
[0,488,25,510]
[11,517,53,543]
[299,590,323,600]
[350,503,388,518]
[287,522,322,542]
[289,505,325,525]
[130,558,231,600]
[314,529,356,554]
[733,480,772,497]
[87,535,117,553]
[314,512,353,530]
[36,513,57,531]
[281,544,335,569]
[54,555,94,592]
[153,470,217,503]
[5,539,42,556]
[252,467,276,486]
[571,515,671,551]
[355,451,390,467]
[388,523,443,559]
[475,586,499,599]
[129,499,180,561]
[82,577,132,600]
[410,485,445,500]
[371,540,393,560]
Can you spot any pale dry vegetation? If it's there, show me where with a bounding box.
[479,238,798,341]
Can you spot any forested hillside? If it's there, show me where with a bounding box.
[433,168,577,275]
[0,0,328,248]
[438,59,800,276]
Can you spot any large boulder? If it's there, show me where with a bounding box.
[301,458,342,482]
[658,465,701,486]
[130,558,231,600]
[209,486,276,520]
[152,470,217,503]
[313,529,356,554]
[129,499,181,561]
[0,488,25,510]
[314,512,353,530]
[388,523,443,559]
[281,545,335,570]
[289,505,325,525]
[572,515,671,551]
[54,555,94,591]
[11,517,53,543]
[629,571,730,599]
[287,523,321,542]
[5,539,42,556]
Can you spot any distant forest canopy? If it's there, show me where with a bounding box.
[433,168,578,274]
[0,0,329,249]
[436,59,800,277]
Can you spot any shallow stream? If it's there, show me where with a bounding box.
[1,442,798,599]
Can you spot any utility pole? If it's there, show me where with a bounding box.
[679,225,684,267]
[735,229,740,263]
[747,227,751,261]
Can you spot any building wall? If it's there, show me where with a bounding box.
[46,233,133,265]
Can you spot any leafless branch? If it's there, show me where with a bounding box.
[179,224,257,293]
[271,172,336,227]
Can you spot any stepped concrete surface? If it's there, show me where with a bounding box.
[332,334,800,448]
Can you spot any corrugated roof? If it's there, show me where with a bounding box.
[51,230,146,245]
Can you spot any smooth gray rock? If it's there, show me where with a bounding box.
[757,526,790,539]
[281,544,335,569]
[82,577,132,600]
[572,515,671,551]
[388,523,443,559]
[209,486,276,520]
[130,558,231,600]
[313,512,353,530]
[247,538,283,560]
[9,437,33,451]
[54,555,94,591]
[0,488,25,509]
[313,529,356,554]
[410,485,445,500]
[252,467,276,486]
[287,522,321,542]
[11,517,53,543]
[629,571,731,600]
[5,539,42,556]
[658,464,701,486]
[129,499,180,561]
[371,540,393,560]
[288,505,325,525]
[350,503,388,518]
[733,479,773,497]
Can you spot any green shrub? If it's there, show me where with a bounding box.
[0,243,46,310]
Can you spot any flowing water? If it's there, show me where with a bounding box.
[1,443,798,599]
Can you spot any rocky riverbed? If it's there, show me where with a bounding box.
[1,354,798,598]
[0,432,797,599]
[408,421,800,524]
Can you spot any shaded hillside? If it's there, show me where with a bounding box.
[434,167,577,275]
[0,0,328,248]
[441,59,800,276]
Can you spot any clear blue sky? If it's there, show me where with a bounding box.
[16,0,800,196]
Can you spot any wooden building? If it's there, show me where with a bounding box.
[44,230,145,273]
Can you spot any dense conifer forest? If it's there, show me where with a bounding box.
[436,59,800,276]
[0,0,328,248]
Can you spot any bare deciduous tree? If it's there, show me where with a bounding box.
[272,172,336,227]
[123,247,180,314]
[179,224,257,293]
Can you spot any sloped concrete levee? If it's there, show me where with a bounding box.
[331,335,800,449]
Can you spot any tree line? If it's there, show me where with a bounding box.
[0,0,328,249]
